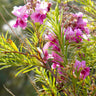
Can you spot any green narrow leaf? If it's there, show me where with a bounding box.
[0,65,12,70]
[15,66,32,77]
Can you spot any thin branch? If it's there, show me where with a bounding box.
[2,5,14,19]
[67,4,96,19]
[2,51,45,67]
[3,85,15,96]
[0,12,23,44]
[20,32,34,54]
[24,0,27,4]
[26,73,40,96]
[3,51,29,56]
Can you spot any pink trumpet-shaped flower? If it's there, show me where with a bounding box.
[30,2,51,24]
[65,27,83,43]
[74,60,90,79]
[43,33,63,70]
[12,6,29,29]
[31,12,46,24]
[43,42,51,60]
[80,67,90,79]
[65,12,90,43]
[73,12,90,35]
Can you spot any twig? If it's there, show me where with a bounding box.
[2,5,14,19]
[26,73,40,96]
[3,51,45,67]
[24,0,27,4]
[3,51,29,55]
[0,12,23,44]
[3,85,15,96]
[67,4,96,19]
[73,84,76,96]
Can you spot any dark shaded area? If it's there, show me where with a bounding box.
[0,68,37,96]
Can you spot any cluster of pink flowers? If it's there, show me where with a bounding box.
[12,5,29,29]
[43,35,90,80]
[74,60,90,79]
[43,33,63,70]
[12,1,51,29]
[43,12,90,80]
[65,12,89,43]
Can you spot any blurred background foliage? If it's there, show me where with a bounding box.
[0,0,37,96]
[0,0,23,33]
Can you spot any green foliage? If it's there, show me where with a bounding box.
[34,67,59,96]
[75,0,96,19]
[0,0,96,96]
[46,3,71,66]
[0,33,41,77]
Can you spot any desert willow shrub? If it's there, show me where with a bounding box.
[0,0,96,95]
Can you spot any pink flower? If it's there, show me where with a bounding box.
[74,60,90,79]
[74,60,86,71]
[65,12,90,43]
[13,16,28,29]
[84,27,90,34]
[30,12,46,24]
[30,2,51,24]
[12,6,27,17]
[65,27,83,43]
[73,12,90,35]
[51,63,64,75]
[52,51,63,63]
[45,33,60,51]
[80,67,90,79]
[12,6,29,29]
[51,63,58,69]
[43,32,63,67]
[74,29,83,43]
[65,27,75,41]
[51,51,64,70]
[43,42,51,60]
[35,2,51,14]
[76,17,87,28]
[73,12,83,18]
